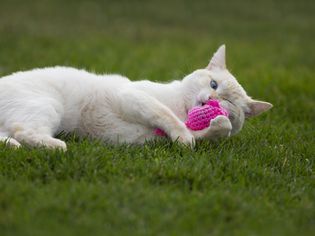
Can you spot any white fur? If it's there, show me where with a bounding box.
[0,45,272,150]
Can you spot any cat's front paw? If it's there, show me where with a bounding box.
[170,126,195,148]
[209,115,232,138]
[192,115,232,140]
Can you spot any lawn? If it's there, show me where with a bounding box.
[0,0,314,235]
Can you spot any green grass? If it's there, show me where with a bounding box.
[0,0,314,235]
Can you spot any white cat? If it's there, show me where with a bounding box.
[0,45,272,150]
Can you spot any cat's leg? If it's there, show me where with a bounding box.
[0,131,21,148]
[11,124,67,151]
[4,100,67,151]
[191,115,232,140]
[118,89,195,147]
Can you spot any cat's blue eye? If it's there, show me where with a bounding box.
[210,80,218,90]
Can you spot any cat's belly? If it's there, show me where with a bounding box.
[77,119,156,144]
[76,102,156,144]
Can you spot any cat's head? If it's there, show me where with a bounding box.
[182,45,272,135]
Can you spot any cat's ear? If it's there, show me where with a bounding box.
[206,44,226,70]
[245,100,273,118]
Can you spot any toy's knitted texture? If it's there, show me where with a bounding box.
[154,99,229,136]
[185,99,229,131]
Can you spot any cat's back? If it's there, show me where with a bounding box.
[0,66,130,93]
[1,66,101,84]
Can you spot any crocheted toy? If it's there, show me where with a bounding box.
[154,99,229,136]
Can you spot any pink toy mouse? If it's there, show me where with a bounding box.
[154,99,229,136]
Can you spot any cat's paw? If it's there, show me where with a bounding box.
[209,115,232,138]
[170,126,195,148]
[42,138,67,151]
[14,131,67,151]
[192,115,232,140]
[177,132,195,149]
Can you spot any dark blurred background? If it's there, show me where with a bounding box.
[0,0,314,74]
[1,0,314,122]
